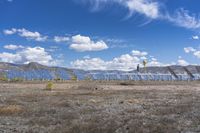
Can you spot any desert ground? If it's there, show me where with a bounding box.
[0,81,200,133]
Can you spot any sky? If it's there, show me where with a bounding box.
[1,0,200,71]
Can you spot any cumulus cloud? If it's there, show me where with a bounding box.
[18,29,48,41]
[3,29,108,52]
[54,36,70,43]
[0,52,22,63]
[70,34,108,52]
[192,35,199,40]
[72,58,107,70]
[3,28,17,35]
[71,51,190,70]
[132,50,148,56]
[71,49,164,71]
[3,44,24,50]
[184,47,200,59]
[177,59,189,66]
[71,55,139,71]
[0,46,60,66]
[3,28,48,42]
[184,47,196,53]
[193,51,200,58]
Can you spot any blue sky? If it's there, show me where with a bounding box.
[0,0,200,71]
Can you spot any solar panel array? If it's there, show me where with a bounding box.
[2,69,200,81]
[6,68,71,80]
[1,63,200,81]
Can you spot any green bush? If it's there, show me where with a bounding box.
[45,82,53,91]
[71,75,77,81]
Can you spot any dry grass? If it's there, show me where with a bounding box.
[0,105,24,115]
[126,99,141,104]
[0,82,200,132]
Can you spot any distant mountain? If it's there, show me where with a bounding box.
[0,62,200,81]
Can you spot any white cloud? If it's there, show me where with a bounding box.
[106,38,125,44]
[47,46,60,52]
[71,49,164,71]
[70,34,108,52]
[193,51,200,58]
[18,47,53,65]
[148,60,163,66]
[125,0,159,19]
[4,44,24,50]
[132,50,148,56]
[3,28,48,42]
[71,51,190,70]
[151,57,157,61]
[81,1,200,30]
[17,28,48,41]
[0,52,22,63]
[71,55,139,71]
[184,47,200,59]
[192,35,199,40]
[140,56,147,60]
[0,46,60,66]
[167,8,200,29]
[72,58,107,70]
[54,36,70,43]
[84,0,159,19]
[3,28,17,35]
[184,47,196,53]
[83,55,91,59]
[177,59,189,66]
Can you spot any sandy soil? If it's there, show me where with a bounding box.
[0,81,200,133]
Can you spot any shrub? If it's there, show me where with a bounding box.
[11,78,23,82]
[54,78,62,82]
[0,77,8,82]
[71,75,78,81]
[0,74,8,82]
[45,82,53,91]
